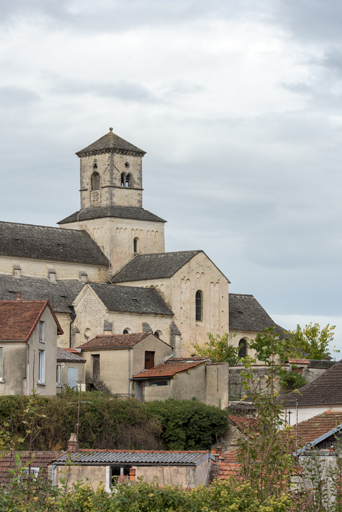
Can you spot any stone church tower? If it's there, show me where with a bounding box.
[58,129,166,274]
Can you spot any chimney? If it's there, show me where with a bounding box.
[16,292,21,300]
[216,446,222,455]
[129,467,136,481]
[67,433,79,453]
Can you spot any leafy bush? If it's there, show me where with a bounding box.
[281,372,307,391]
[0,474,292,512]
[0,394,228,451]
[144,398,228,450]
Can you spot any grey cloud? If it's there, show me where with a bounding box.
[0,0,261,32]
[53,81,159,103]
[0,86,40,107]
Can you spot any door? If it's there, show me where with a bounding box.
[145,351,155,370]
[93,355,100,381]
[67,367,78,390]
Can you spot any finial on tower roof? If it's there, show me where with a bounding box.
[109,127,113,131]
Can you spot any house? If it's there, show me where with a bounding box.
[56,347,86,392]
[0,451,63,485]
[52,447,215,491]
[283,359,342,423]
[0,296,62,395]
[77,333,173,395]
[132,357,228,409]
[0,128,283,357]
[210,410,342,482]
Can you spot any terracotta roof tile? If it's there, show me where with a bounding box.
[0,299,63,341]
[0,451,63,484]
[294,410,342,446]
[78,332,166,350]
[133,360,204,379]
[288,359,310,364]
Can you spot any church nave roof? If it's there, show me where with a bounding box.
[0,221,109,266]
[111,250,202,283]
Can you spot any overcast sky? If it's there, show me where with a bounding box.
[1,0,342,355]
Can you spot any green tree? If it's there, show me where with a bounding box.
[285,323,335,360]
[191,332,239,364]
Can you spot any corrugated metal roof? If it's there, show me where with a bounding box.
[54,450,209,466]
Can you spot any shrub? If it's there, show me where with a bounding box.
[144,398,228,450]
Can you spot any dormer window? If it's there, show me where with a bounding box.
[91,172,100,191]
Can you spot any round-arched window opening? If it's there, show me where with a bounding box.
[238,339,247,359]
[126,173,133,188]
[195,290,203,322]
[123,328,131,334]
[133,237,138,254]
[121,172,126,187]
[91,172,100,191]
[154,330,162,339]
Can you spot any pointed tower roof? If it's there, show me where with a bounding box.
[76,128,146,157]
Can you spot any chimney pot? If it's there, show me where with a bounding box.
[67,433,79,453]
[216,446,222,455]
[129,467,136,481]
[17,292,21,300]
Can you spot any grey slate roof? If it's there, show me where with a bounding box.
[0,275,84,314]
[54,450,210,466]
[0,221,109,266]
[229,293,286,337]
[57,347,86,362]
[58,206,165,225]
[111,251,202,283]
[283,359,342,407]
[89,283,173,316]
[76,129,145,157]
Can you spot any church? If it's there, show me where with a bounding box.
[0,128,282,357]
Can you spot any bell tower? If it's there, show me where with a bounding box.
[58,128,166,275]
[76,127,145,209]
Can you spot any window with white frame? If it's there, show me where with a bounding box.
[39,321,45,343]
[56,365,61,386]
[0,348,3,381]
[22,467,39,481]
[38,350,45,384]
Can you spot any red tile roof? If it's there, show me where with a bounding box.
[229,415,259,433]
[133,360,205,379]
[287,359,310,365]
[0,299,63,341]
[212,411,342,482]
[294,410,342,446]
[77,332,170,350]
[0,451,63,484]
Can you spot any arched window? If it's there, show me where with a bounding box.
[91,172,100,191]
[123,328,131,334]
[154,330,162,339]
[126,173,133,188]
[238,339,247,359]
[195,290,203,322]
[133,237,138,253]
[121,172,126,187]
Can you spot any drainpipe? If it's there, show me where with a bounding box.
[51,464,56,486]
[164,351,176,363]
[26,342,30,396]
[128,348,131,397]
[69,307,76,349]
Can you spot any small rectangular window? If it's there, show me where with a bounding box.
[56,365,61,385]
[22,467,39,481]
[38,350,45,384]
[39,321,45,343]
